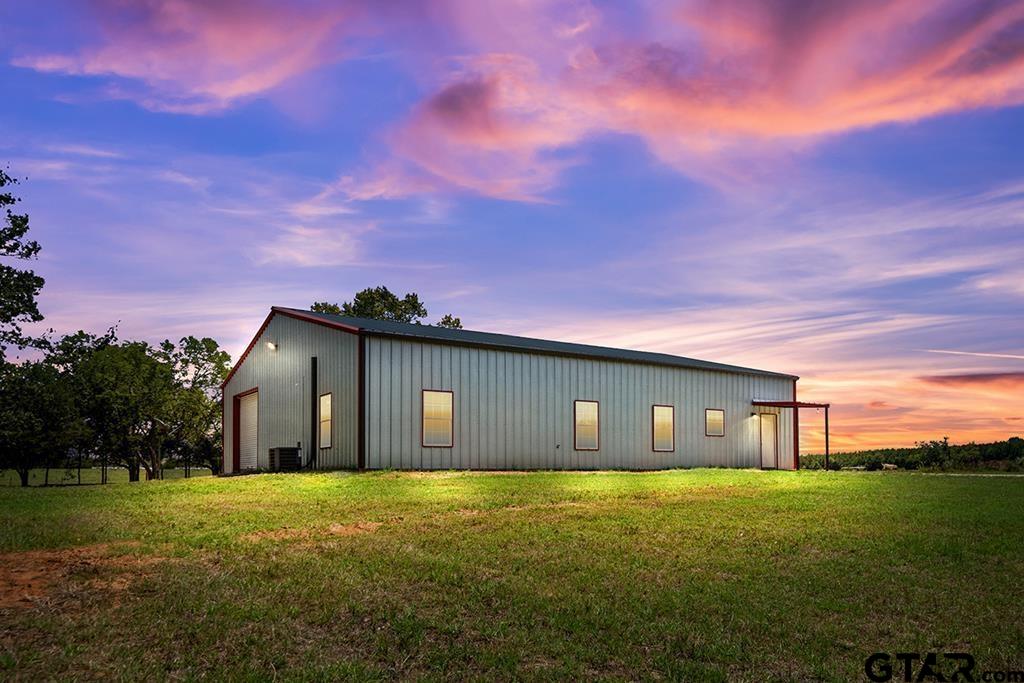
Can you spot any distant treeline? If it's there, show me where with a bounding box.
[1,330,229,486]
[800,437,1024,471]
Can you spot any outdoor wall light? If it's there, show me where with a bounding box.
[266,341,278,351]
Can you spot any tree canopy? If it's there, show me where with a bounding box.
[312,286,463,328]
[437,313,462,329]
[156,336,231,475]
[0,360,80,486]
[0,167,46,354]
[1,328,232,485]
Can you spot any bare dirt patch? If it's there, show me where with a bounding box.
[241,526,307,542]
[449,501,590,518]
[0,542,167,609]
[242,521,382,543]
[327,521,382,536]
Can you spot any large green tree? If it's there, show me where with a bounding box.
[75,341,177,481]
[312,286,463,328]
[44,329,117,478]
[0,360,80,486]
[44,330,229,481]
[156,336,231,474]
[0,167,46,354]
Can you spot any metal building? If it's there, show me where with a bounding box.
[221,307,828,473]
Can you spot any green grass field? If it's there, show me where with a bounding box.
[0,467,212,487]
[1,469,1022,681]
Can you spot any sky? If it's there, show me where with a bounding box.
[2,0,1023,453]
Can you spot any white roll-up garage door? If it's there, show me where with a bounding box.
[239,392,258,470]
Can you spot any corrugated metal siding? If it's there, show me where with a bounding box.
[365,337,795,470]
[223,315,359,472]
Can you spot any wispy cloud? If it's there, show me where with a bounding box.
[44,143,123,159]
[969,270,1024,297]
[156,169,210,192]
[251,225,366,267]
[919,372,1024,388]
[924,350,1024,361]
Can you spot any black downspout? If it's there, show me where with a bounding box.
[310,356,318,470]
[357,334,366,470]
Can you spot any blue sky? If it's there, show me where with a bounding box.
[2,0,1024,449]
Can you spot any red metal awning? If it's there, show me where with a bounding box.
[752,400,830,409]
[752,400,832,467]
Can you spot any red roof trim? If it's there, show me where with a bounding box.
[752,400,830,409]
[220,308,364,389]
[270,306,362,335]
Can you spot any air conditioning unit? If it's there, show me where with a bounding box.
[268,447,302,472]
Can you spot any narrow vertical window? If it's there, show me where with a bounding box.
[653,405,674,452]
[574,400,599,451]
[705,408,725,437]
[319,393,332,449]
[422,390,454,447]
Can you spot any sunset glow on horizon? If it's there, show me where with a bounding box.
[2,0,1023,453]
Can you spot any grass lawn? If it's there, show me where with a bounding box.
[1,469,1022,680]
[0,467,212,487]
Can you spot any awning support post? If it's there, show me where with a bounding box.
[824,406,830,471]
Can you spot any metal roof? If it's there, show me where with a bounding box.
[272,306,798,380]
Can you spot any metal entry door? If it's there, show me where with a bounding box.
[239,392,258,470]
[759,413,778,469]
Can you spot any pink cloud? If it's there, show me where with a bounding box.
[621,0,1024,138]
[12,0,361,113]
[379,0,1024,197]
[388,55,583,201]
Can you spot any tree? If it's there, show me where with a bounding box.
[436,314,463,329]
[44,329,229,481]
[0,360,79,486]
[314,286,427,323]
[45,328,117,480]
[156,336,231,475]
[309,301,343,315]
[47,328,118,372]
[76,341,176,481]
[312,286,463,328]
[0,167,46,355]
